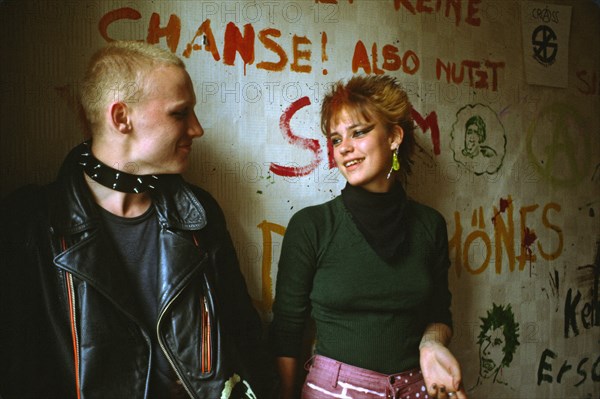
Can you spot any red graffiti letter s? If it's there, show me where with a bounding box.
[270,96,322,177]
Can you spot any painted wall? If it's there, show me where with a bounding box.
[0,1,598,397]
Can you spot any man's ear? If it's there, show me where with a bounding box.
[110,102,132,133]
[390,125,404,150]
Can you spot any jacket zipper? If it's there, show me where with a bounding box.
[192,233,212,374]
[62,236,82,399]
[201,295,212,373]
[156,273,213,398]
[156,289,196,399]
[66,272,81,399]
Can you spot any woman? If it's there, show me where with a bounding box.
[270,75,467,399]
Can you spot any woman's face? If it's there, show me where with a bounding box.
[328,108,402,193]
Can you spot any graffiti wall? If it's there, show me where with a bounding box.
[0,0,598,397]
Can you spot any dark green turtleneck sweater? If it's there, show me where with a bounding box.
[270,184,453,374]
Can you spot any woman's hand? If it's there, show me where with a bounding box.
[419,341,467,399]
[418,323,467,399]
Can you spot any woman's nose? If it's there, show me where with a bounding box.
[338,140,352,155]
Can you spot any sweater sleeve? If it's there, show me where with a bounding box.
[269,207,321,358]
[427,211,454,329]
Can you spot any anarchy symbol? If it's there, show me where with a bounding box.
[532,25,558,66]
[526,103,590,188]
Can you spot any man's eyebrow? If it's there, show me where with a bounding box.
[169,99,195,108]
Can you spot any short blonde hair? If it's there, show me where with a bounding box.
[79,41,185,134]
[320,74,415,176]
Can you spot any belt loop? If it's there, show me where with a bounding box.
[331,361,341,388]
[304,355,315,371]
[387,374,397,399]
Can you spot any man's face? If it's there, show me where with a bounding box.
[128,65,203,175]
[479,326,505,378]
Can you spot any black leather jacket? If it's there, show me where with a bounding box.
[0,153,270,398]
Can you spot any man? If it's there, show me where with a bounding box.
[0,41,269,398]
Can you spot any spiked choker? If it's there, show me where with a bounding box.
[78,141,160,194]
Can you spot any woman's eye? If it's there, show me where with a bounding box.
[330,137,341,146]
[353,125,373,137]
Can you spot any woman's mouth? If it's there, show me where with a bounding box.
[344,159,364,168]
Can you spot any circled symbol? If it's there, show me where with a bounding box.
[532,25,557,66]
[526,104,589,188]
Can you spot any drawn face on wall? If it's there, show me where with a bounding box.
[464,122,481,156]
[479,326,505,378]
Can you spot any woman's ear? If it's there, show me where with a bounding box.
[110,102,132,133]
[390,125,404,150]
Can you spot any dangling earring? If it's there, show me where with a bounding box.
[392,150,400,171]
[387,148,400,179]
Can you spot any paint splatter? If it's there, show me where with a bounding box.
[523,227,537,247]
[321,31,328,75]
[523,227,537,276]
[492,197,512,224]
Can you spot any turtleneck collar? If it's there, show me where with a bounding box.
[341,182,408,261]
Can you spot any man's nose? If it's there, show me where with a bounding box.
[189,112,204,138]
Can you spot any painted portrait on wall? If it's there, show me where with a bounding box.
[450,103,507,176]
[470,303,520,394]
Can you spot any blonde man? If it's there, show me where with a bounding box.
[1,41,270,399]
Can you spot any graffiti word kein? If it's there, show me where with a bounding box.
[391,0,482,26]
[564,287,600,338]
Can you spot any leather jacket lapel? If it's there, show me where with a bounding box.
[54,228,145,321]
[156,227,207,313]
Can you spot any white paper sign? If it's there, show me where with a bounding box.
[521,1,572,87]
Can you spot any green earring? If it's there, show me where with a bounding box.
[392,151,400,171]
[387,149,400,179]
